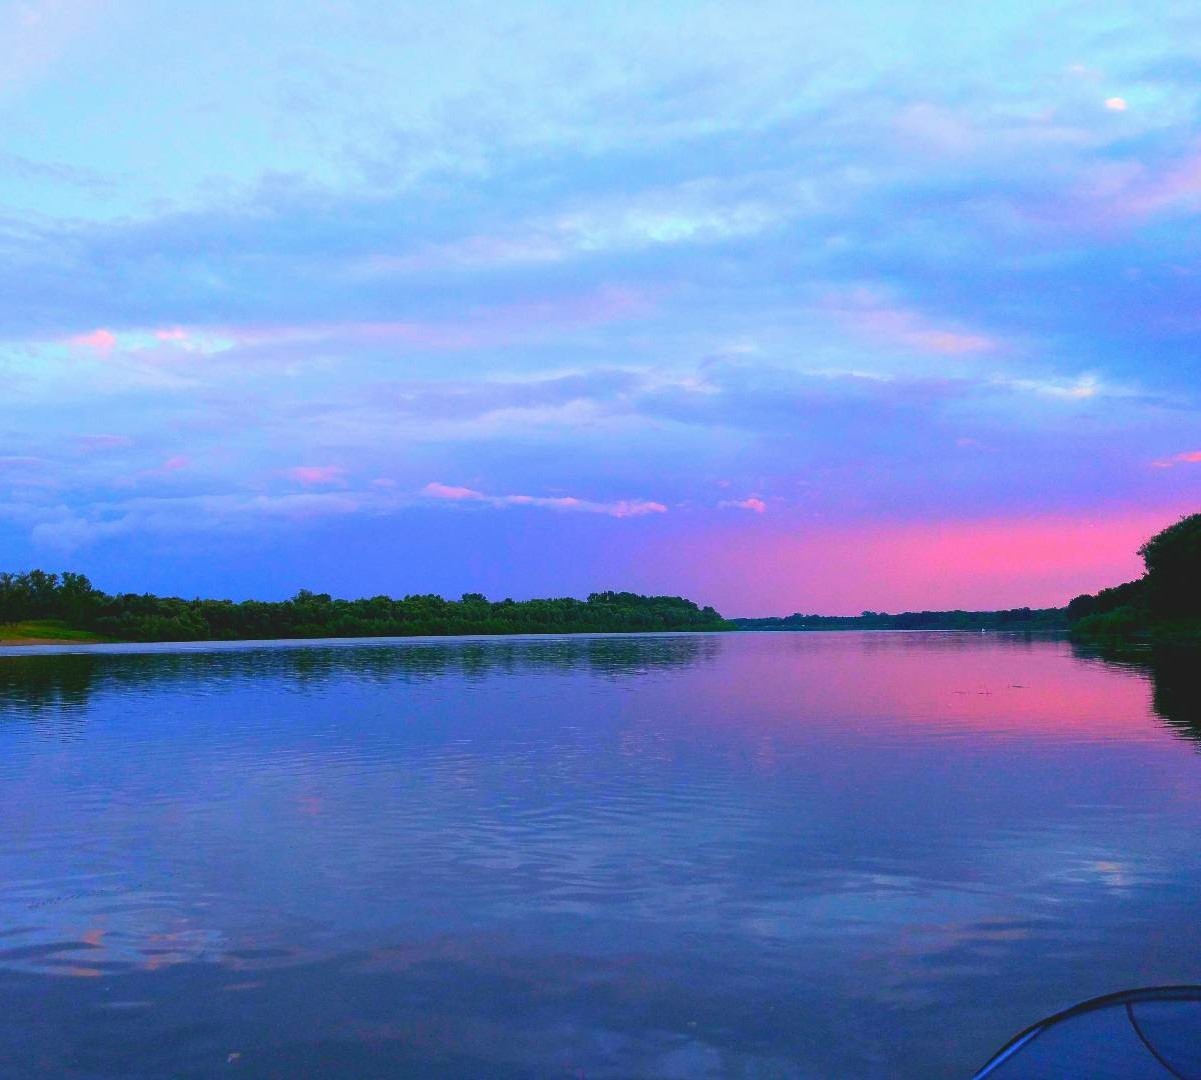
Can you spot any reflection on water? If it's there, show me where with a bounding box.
[1,632,1200,1078]
[1072,641,1201,746]
[0,634,718,718]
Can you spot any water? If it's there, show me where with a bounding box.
[1,631,1199,1078]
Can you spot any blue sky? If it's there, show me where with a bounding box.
[2,0,1199,613]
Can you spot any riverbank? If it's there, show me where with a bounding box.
[1069,614,1201,647]
[0,621,109,646]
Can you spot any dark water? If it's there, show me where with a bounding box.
[2,632,1200,1079]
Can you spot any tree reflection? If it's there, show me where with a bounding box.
[1073,642,1201,745]
[0,635,719,718]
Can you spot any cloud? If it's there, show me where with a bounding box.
[1131,152,1201,216]
[70,328,116,352]
[0,149,113,189]
[1152,450,1201,468]
[3,474,667,555]
[719,497,767,513]
[822,290,995,357]
[90,285,655,361]
[422,482,482,501]
[133,455,190,480]
[361,180,791,276]
[287,465,347,487]
[996,374,1107,400]
[1104,97,1128,112]
[1072,147,1201,223]
[421,482,666,518]
[0,0,104,103]
[3,0,1200,594]
[18,490,374,551]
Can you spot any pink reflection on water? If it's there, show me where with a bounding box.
[669,634,1158,742]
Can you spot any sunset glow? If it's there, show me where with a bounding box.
[2,2,1200,612]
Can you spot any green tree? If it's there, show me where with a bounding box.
[1140,512,1201,618]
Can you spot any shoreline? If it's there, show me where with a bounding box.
[0,626,1076,650]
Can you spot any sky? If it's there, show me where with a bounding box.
[1,0,1200,615]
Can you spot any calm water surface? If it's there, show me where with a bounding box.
[2,632,1200,1078]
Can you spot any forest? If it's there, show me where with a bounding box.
[0,571,730,642]
[732,607,1067,632]
[1068,512,1201,640]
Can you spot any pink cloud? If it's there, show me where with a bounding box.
[423,482,485,501]
[1077,148,1201,223]
[504,493,578,508]
[422,482,665,518]
[1126,155,1201,217]
[1152,450,1201,468]
[70,328,116,352]
[607,500,667,518]
[135,454,190,481]
[824,290,994,356]
[720,497,767,513]
[903,328,994,354]
[154,327,188,341]
[287,465,347,487]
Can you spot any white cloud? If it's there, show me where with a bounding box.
[421,481,666,518]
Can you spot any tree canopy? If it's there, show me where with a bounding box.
[1068,512,1201,637]
[0,572,728,643]
[1139,512,1201,617]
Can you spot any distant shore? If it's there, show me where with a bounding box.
[0,625,1078,650]
[731,608,1067,633]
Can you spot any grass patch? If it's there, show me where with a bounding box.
[0,620,109,643]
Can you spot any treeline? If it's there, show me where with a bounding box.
[733,607,1068,632]
[0,571,729,642]
[1068,512,1201,639]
